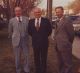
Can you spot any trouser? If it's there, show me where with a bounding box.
[33,47,48,73]
[13,39,29,73]
[55,45,73,73]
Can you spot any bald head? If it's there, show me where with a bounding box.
[15,6,22,17]
[34,7,42,18]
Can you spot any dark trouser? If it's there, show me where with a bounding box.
[33,47,48,73]
[55,46,73,73]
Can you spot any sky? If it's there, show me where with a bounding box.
[38,0,74,9]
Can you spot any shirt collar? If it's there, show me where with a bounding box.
[35,17,41,21]
[57,16,64,21]
[35,17,41,26]
[16,16,22,21]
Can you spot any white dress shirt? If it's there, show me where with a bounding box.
[16,16,22,22]
[35,17,41,27]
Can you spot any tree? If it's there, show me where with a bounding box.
[2,0,41,18]
[68,0,80,14]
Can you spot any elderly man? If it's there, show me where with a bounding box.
[54,6,75,73]
[28,8,52,73]
[9,7,29,73]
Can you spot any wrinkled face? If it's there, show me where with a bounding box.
[15,7,22,17]
[55,8,64,18]
[34,8,42,18]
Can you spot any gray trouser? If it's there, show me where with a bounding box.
[55,45,73,73]
[13,39,29,73]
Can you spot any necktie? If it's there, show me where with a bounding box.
[18,17,21,22]
[18,17,23,36]
[36,19,40,31]
[56,19,60,28]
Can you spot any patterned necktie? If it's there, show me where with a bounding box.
[36,18,40,31]
[56,18,60,28]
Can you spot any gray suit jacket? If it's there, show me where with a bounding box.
[9,16,29,47]
[54,16,75,50]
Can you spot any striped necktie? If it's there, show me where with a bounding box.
[36,18,40,31]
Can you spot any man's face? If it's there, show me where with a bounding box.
[55,8,64,18]
[15,7,22,17]
[34,9,42,18]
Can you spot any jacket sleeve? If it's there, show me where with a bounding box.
[65,18,75,43]
[28,20,32,36]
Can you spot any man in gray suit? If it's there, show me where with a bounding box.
[54,6,74,73]
[9,7,29,73]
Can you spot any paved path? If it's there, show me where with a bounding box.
[0,30,80,73]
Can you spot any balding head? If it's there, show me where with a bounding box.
[34,7,42,13]
[34,7,42,18]
[15,6,22,17]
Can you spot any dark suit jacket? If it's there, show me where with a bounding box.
[28,17,52,49]
[54,16,75,50]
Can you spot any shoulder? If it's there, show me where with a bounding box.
[28,19,34,26]
[29,19,35,22]
[9,17,15,23]
[41,17,50,23]
[9,17,15,21]
[22,16,29,20]
[41,17,49,21]
[64,16,72,22]
[42,17,51,24]
[64,16,73,27]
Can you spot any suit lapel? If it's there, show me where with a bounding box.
[14,17,19,29]
[15,16,24,33]
[33,19,37,31]
[33,18,42,32]
[14,17,18,23]
[22,16,25,23]
[55,16,65,33]
[40,17,42,24]
[39,17,42,30]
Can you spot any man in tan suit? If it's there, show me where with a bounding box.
[54,6,74,73]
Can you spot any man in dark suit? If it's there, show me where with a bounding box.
[28,8,52,73]
[54,6,75,73]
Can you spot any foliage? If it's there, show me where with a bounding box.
[1,0,41,18]
[69,0,80,14]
